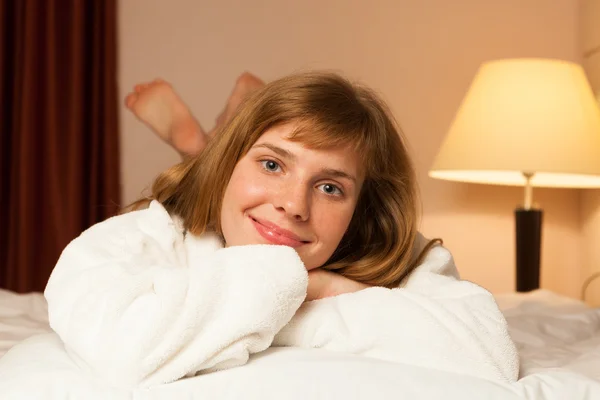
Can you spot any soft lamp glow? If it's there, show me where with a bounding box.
[429,58,600,188]
[429,58,600,293]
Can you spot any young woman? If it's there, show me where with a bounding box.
[43,71,516,388]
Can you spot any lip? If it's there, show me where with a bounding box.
[249,216,310,248]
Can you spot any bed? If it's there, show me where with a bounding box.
[0,287,598,399]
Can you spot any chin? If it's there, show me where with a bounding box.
[301,257,324,271]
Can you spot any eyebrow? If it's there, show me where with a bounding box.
[252,142,357,183]
[320,168,357,183]
[253,143,296,161]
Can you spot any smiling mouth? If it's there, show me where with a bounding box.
[249,217,310,248]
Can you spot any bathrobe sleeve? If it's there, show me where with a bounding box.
[273,239,519,384]
[44,201,308,388]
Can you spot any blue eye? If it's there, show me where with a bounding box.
[261,160,281,172]
[318,183,343,196]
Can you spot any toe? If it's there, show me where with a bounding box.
[238,72,264,88]
[215,110,226,127]
[125,92,138,109]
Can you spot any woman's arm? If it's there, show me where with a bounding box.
[274,246,519,383]
[45,202,307,388]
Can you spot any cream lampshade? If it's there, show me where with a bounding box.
[429,58,600,292]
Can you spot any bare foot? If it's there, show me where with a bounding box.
[210,72,265,137]
[125,79,207,156]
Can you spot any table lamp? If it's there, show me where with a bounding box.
[429,58,600,292]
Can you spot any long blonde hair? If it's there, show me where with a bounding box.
[130,71,439,288]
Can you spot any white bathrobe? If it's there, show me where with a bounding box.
[44,201,519,389]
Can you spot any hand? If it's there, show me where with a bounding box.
[306,269,371,301]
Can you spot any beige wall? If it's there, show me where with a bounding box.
[118,0,582,296]
[580,0,600,306]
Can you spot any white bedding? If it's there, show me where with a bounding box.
[21,202,517,390]
[0,288,598,399]
[498,290,600,382]
[0,289,51,357]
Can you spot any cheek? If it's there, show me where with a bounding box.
[225,172,270,206]
[314,204,356,244]
[223,163,255,206]
[220,167,247,243]
[303,205,355,270]
[220,165,271,240]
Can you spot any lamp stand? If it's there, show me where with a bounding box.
[515,173,543,292]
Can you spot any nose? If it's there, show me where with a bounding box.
[274,182,310,222]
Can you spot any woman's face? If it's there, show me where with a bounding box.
[220,123,364,270]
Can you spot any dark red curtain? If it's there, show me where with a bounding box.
[0,0,121,293]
